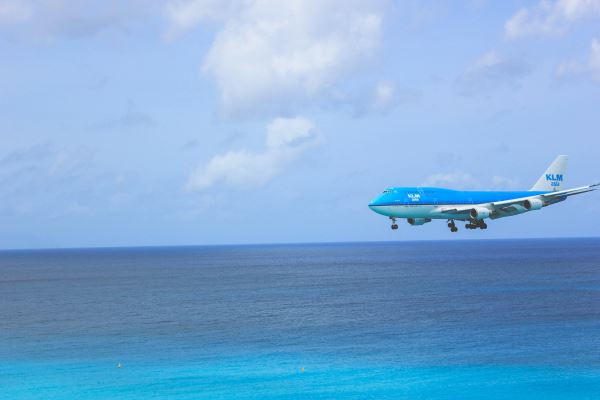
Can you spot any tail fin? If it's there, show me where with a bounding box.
[530,155,568,192]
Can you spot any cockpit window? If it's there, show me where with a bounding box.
[383,189,392,194]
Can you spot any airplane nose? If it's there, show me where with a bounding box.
[368,195,384,207]
[368,197,382,209]
[368,202,378,209]
[368,203,387,216]
[369,193,389,213]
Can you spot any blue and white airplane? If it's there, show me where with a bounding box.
[368,155,598,232]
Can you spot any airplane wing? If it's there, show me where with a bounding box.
[438,198,532,214]
[538,183,599,199]
[439,183,599,215]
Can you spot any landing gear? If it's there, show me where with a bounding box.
[390,217,398,230]
[466,220,488,230]
[447,219,458,232]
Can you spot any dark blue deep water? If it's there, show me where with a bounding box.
[1,239,600,399]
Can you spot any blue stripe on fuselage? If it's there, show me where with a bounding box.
[368,187,550,206]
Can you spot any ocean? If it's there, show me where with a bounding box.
[1,238,599,399]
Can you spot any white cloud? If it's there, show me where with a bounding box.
[0,0,159,40]
[456,51,531,95]
[505,0,600,39]
[557,38,600,82]
[0,0,32,23]
[0,143,122,217]
[348,80,420,116]
[591,38,600,79]
[192,0,385,117]
[186,117,318,190]
[164,0,240,38]
[472,51,502,70]
[422,172,519,190]
[422,171,477,189]
[490,175,520,190]
[372,81,396,109]
[369,81,399,114]
[557,59,583,77]
[3,0,388,116]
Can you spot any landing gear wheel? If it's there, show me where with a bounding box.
[391,224,398,230]
[480,222,488,229]
[447,219,457,232]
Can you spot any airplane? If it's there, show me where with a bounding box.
[368,155,598,232]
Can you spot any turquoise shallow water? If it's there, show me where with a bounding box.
[1,239,600,398]
[3,361,600,399]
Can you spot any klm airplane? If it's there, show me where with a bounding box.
[369,155,598,232]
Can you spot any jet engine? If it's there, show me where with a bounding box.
[470,207,490,220]
[524,198,543,210]
[407,218,432,226]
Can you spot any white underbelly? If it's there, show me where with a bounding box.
[369,204,471,219]
[370,204,437,218]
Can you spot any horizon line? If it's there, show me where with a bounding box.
[1,236,599,253]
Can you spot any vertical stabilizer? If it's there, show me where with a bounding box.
[530,155,568,192]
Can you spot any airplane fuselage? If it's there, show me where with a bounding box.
[369,156,597,232]
[369,187,562,222]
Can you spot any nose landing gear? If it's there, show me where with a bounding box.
[390,217,398,230]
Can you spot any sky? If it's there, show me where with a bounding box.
[0,0,599,249]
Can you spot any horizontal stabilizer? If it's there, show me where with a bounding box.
[541,183,599,198]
